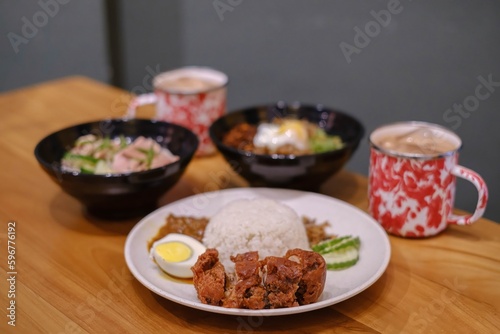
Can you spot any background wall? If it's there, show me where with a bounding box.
[1,0,499,221]
[0,1,109,91]
[114,1,183,89]
[177,0,500,219]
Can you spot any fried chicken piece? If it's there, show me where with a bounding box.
[191,248,226,306]
[286,248,327,305]
[222,272,237,306]
[224,251,267,309]
[192,249,326,309]
[261,256,302,308]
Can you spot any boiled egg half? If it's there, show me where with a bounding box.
[149,233,206,278]
[253,119,309,152]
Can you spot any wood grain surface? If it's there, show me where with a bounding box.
[0,77,499,334]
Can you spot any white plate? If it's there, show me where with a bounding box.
[124,188,391,316]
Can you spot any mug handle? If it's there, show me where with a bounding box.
[126,93,157,118]
[448,165,488,225]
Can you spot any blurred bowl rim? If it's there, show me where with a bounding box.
[34,118,199,179]
[209,102,365,160]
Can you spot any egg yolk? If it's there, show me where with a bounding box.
[278,120,308,142]
[155,241,192,262]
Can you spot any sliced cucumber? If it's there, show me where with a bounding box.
[94,160,113,174]
[312,235,351,253]
[63,153,100,164]
[62,153,102,174]
[80,166,95,174]
[313,236,360,254]
[321,246,360,270]
[312,236,361,270]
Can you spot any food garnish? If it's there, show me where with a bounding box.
[312,235,361,270]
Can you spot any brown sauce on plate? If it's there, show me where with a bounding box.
[147,214,209,250]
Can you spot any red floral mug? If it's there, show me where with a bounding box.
[369,121,488,237]
[127,66,228,156]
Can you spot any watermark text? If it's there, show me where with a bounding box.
[6,221,17,327]
[7,0,72,54]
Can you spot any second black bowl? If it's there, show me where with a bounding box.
[209,102,364,190]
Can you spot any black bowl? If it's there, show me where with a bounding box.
[34,119,198,219]
[209,102,364,190]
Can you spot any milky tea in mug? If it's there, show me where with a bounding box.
[155,76,221,92]
[127,67,228,156]
[368,121,488,237]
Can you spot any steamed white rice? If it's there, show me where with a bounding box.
[202,198,310,271]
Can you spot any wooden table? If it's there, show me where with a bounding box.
[1,77,499,333]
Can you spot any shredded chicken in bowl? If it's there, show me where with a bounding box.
[61,134,179,174]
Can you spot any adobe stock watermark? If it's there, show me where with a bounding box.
[339,0,409,64]
[111,64,162,117]
[174,156,253,215]
[407,277,467,333]
[442,74,499,130]
[213,0,244,21]
[58,266,134,334]
[7,0,72,54]
[236,314,264,333]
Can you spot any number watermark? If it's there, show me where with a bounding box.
[6,221,17,327]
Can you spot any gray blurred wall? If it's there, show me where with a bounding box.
[0,1,109,91]
[1,0,499,221]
